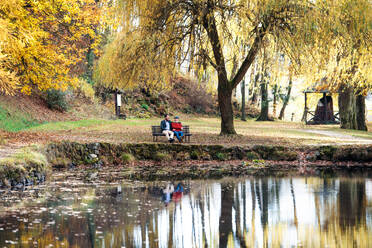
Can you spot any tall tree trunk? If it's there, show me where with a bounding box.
[272,85,278,118]
[256,80,269,121]
[250,74,259,105]
[218,79,236,134]
[202,7,266,135]
[338,85,367,131]
[356,94,367,131]
[231,54,238,98]
[241,80,246,121]
[279,79,292,120]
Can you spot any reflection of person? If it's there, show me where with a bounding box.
[160,114,175,143]
[171,116,184,143]
[172,183,184,202]
[162,183,174,206]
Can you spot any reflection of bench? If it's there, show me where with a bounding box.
[151,126,192,143]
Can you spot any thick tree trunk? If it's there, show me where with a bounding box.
[339,86,356,129]
[257,81,270,121]
[202,7,266,135]
[218,79,236,135]
[241,80,246,121]
[279,80,292,120]
[356,94,367,131]
[339,86,358,129]
[339,85,367,131]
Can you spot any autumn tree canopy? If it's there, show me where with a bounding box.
[0,0,109,95]
[97,0,336,134]
[296,0,371,130]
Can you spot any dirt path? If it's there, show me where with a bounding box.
[304,129,372,144]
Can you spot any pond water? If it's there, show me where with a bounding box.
[1,175,372,247]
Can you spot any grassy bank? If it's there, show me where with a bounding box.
[0,105,40,132]
[44,142,372,181]
[16,117,372,146]
[0,147,49,187]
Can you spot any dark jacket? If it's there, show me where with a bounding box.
[160,119,172,131]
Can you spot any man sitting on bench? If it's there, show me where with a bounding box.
[160,114,175,143]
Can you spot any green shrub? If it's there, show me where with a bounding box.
[190,150,199,160]
[215,152,227,161]
[121,153,135,164]
[246,151,260,160]
[45,89,68,112]
[141,103,149,110]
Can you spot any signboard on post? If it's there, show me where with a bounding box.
[117,94,121,107]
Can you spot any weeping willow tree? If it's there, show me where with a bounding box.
[296,0,371,130]
[95,30,175,93]
[95,0,367,134]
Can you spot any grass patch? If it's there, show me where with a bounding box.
[28,119,115,131]
[0,147,49,185]
[121,153,135,164]
[5,116,372,147]
[0,147,48,167]
[153,152,172,161]
[0,105,40,132]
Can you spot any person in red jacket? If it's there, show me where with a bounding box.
[171,116,184,142]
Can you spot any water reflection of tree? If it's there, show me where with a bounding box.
[3,177,372,248]
[219,182,233,247]
[338,178,366,229]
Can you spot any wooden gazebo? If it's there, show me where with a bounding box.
[303,89,340,125]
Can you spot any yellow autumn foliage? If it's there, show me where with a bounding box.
[0,0,110,95]
[76,79,95,102]
[293,0,372,92]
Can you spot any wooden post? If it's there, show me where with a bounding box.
[324,92,327,123]
[304,92,308,124]
[117,93,121,117]
[114,91,118,116]
[114,90,122,117]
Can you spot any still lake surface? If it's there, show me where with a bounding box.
[0,176,372,247]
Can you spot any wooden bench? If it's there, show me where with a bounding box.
[152,125,192,143]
